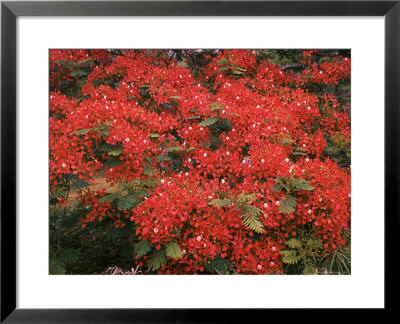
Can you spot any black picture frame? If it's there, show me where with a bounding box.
[1,0,398,321]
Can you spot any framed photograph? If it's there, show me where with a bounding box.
[1,0,398,321]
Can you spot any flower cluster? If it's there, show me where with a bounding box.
[50,49,351,274]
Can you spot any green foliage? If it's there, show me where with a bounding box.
[71,178,90,190]
[98,192,119,203]
[237,192,257,205]
[50,256,66,275]
[117,194,137,211]
[108,146,124,156]
[286,238,302,249]
[291,146,307,156]
[198,117,219,127]
[324,136,351,168]
[208,199,232,208]
[210,102,224,111]
[272,176,314,214]
[209,192,264,233]
[273,176,314,195]
[241,211,264,233]
[217,66,230,72]
[318,235,351,275]
[70,69,88,77]
[50,189,68,202]
[142,164,154,176]
[303,265,316,275]
[165,242,183,260]
[165,146,183,152]
[73,128,92,135]
[106,227,123,239]
[279,195,297,214]
[271,183,284,192]
[55,60,77,68]
[106,157,123,167]
[280,137,294,146]
[148,250,167,271]
[293,180,314,191]
[50,247,80,275]
[49,205,138,274]
[157,155,173,161]
[279,231,346,275]
[237,194,264,233]
[204,255,231,274]
[58,248,81,263]
[77,58,94,66]
[134,240,152,257]
[281,250,301,265]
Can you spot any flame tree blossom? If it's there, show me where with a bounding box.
[50,49,351,274]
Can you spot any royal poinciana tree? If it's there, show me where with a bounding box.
[49,49,351,275]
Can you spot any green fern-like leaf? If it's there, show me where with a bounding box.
[303,264,316,275]
[293,179,314,191]
[55,60,76,68]
[210,102,224,111]
[106,227,121,239]
[325,145,342,153]
[279,195,297,214]
[286,238,302,249]
[70,69,87,77]
[208,199,232,208]
[49,256,66,274]
[271,183,284,192]
[237,192,257,205]
[218,57,230,65]
[96,129,110,137]
[51,189,67,199]
[291,151,306,156]
[306,238,323,250]
[78,58,94,66]
[98,192,119,203]
[108,146,124,156]
[165,242,183,260]
[143,164,154,176]
[198,117,219,127]
[99,143,114,152]
[71,178,91,190]
[148,250,167,271]
[241,213,264,233]
[73,128,92,135]
[136,189,149,198]
[217,66,230,72]
[165,146,183,152]
[243,205,261,217]
[157,155,173,161]
[134,240,151,257]
[117,194,137,210]
[280,250,301,265]
[205,255,231,274]
[58,248,80,264]
[280,138,293,146]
